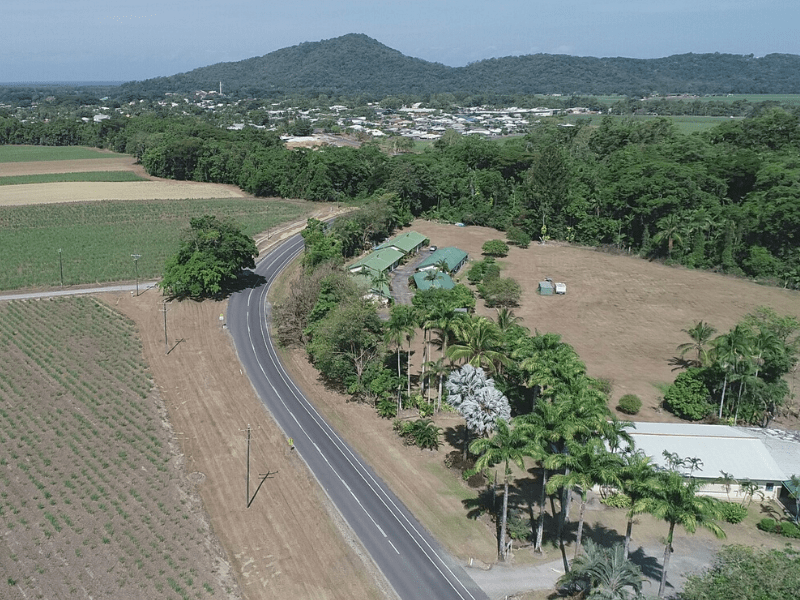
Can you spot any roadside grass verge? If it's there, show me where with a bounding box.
[0,146,117,162]
[0,198,309,290]
[0,171,147,185]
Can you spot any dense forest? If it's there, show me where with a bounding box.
[116,34,800,98]
[2,107,799,288]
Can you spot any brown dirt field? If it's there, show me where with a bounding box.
[0,156,147,177]
[404,220,800,426]
[0,155,249,206]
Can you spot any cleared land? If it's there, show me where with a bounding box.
[403,220,800,424]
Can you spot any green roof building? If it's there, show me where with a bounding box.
[351,273,391,300]
[348,247,404,274]
[413,270,455,291]
[416,247,468,274]
[375,230,429,255]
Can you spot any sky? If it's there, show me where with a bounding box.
[4,1,800,83]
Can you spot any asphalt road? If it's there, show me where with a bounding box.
[227,234,489,600]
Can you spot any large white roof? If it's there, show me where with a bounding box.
[629,422,787,482]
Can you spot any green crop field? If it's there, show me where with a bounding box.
[0,198,308,290]
[0,171,147,185]
[0,296,233,598]
[558,113,730,134]
[0,146,117,163]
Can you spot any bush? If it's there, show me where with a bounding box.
[663,368,712,421]
[718,501,748,524]
[392,418,442,450]
[757,517,777,533]
[481,239,509,257]
[780,521,800,539]
[478,276,521,307]
[505,226,531,249]
[600,493,632,509]
[617,394,642,415]
[376,396,397,419]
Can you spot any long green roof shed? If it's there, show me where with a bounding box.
[375,231,429,255]
[416,247,468,274]
[348,247,404,274]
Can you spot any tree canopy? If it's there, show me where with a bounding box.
[159,215,258,298]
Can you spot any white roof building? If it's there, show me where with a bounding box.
[629,422,787,500]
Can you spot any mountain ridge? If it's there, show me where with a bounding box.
[119,33,800,97]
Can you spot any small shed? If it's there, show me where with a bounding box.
[538,281,554,295]
[555,282,567,295]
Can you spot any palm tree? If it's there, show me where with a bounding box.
[652,213,684,257]
[712,325,752,419]
[386,305,416,410]
[677,320,717,367]
[514,400,565,554]
[557,540,643,600]
[494,307,523,335]
[649,469,725,598]
[618,450,659,560]
[424,356,449,412]
[448,315,510,374]
[546,438,624,566]
[369,268,391,298]
[468,419,541,561]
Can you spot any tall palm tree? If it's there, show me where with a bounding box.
[546,438,624,566]
[788,474,800,525]
[618,450,659,560]
[448,315,510,374]
[424,356,450,412]
[494,307,523,335]
[386,305,416,410]
[677,320,717,367]
[557,540,643,600]
[649,469,725,598]
[468,419,541,561]
[514,400,565,554]
[713,325,752,419]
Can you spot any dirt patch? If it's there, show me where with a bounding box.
[108,291,385,600]
[0,157,147,177]
[405,220,800,425]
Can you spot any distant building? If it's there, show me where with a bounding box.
[629,422,787,501]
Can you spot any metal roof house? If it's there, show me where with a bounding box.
[412,270,455,291]
[416,247,468,274]
[347,247,404,275]
[629,422,787,500]
[351,272,391,303]
[375,231,429,255]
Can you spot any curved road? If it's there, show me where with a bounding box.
[228,234,488,600]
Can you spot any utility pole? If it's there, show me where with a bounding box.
[161,301,169,354]
[58,248,63,287]
[131,253,141,296]
[246,424,251,507]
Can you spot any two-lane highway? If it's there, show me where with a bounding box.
[228,234,488,600]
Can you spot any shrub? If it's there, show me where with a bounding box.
[757,518,777,533]
[505,226,531,249]
[780,521,800,539]
[718,501,748,524]
[478,276,521,307]
[481,239,509,257]
[600,493,632,509]
[376,396,397,419]
[663,368,712,421]
[617,394,642,415]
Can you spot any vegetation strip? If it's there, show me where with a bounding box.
[0,171,146,185]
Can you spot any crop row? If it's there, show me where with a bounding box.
[0,297,224,597]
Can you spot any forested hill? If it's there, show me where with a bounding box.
[119,33,800,97]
